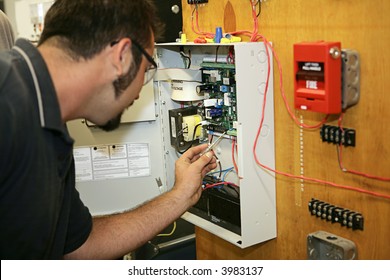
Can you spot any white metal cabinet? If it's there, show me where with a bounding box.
[69,42,276,248]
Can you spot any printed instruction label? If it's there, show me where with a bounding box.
[73,143,150,182]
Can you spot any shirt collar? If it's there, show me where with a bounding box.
[13,38,73,143]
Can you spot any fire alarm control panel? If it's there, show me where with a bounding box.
[68,42,276,249]
[294,41,342,114]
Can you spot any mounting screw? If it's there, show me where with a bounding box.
[330,47,341,59]
[171,5,180,14]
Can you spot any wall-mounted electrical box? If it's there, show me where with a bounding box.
[341,49,360,110]
[294,41,342,114]
[307,231,357,260]
[68,42,276,249]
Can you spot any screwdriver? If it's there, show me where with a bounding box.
[200,131,226,156]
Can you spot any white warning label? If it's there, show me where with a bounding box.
[73,143,150,182]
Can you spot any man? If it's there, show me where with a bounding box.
[0,0,216,259]
[0,9,14,50]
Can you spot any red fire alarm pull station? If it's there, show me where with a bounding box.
[294,41,342,114]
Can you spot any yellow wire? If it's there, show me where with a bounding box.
[157,221,177,237]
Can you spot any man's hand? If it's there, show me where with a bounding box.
[66,143,217,259]
[171,143,217,207]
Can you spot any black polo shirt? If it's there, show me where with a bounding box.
[0,39,92,259]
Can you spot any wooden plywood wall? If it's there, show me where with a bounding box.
[181,0,390,259]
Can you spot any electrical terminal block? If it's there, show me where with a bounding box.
[308,198,364,231]
[320,125,356,147]
[187,0,208,4]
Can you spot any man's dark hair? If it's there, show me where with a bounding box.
[38,0,164,61]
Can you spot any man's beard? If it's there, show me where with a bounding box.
[97,59,138,132]
[97,112,123,132]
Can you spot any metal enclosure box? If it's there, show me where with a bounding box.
[68,42,276,249]
[307,231,357,260]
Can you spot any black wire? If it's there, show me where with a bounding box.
[176,123,202,154]
[256,0,262,17]
[192,3,198,18]
[180,51,191,69]
[192,6,197,17]
[188,49,192,67]
[174,126,188,153]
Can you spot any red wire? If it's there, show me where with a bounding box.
[191,6,214,37]
[240,2,328,130]
[337,113,390,181]
[252,36,390,200]
[269,40,330,129]
[203,181,239,191]
[192,1,260,42]
[232,139,238,174]
[231,139,242,178]
[192,1,390,199]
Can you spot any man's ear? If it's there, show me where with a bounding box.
[112,38,133,76]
